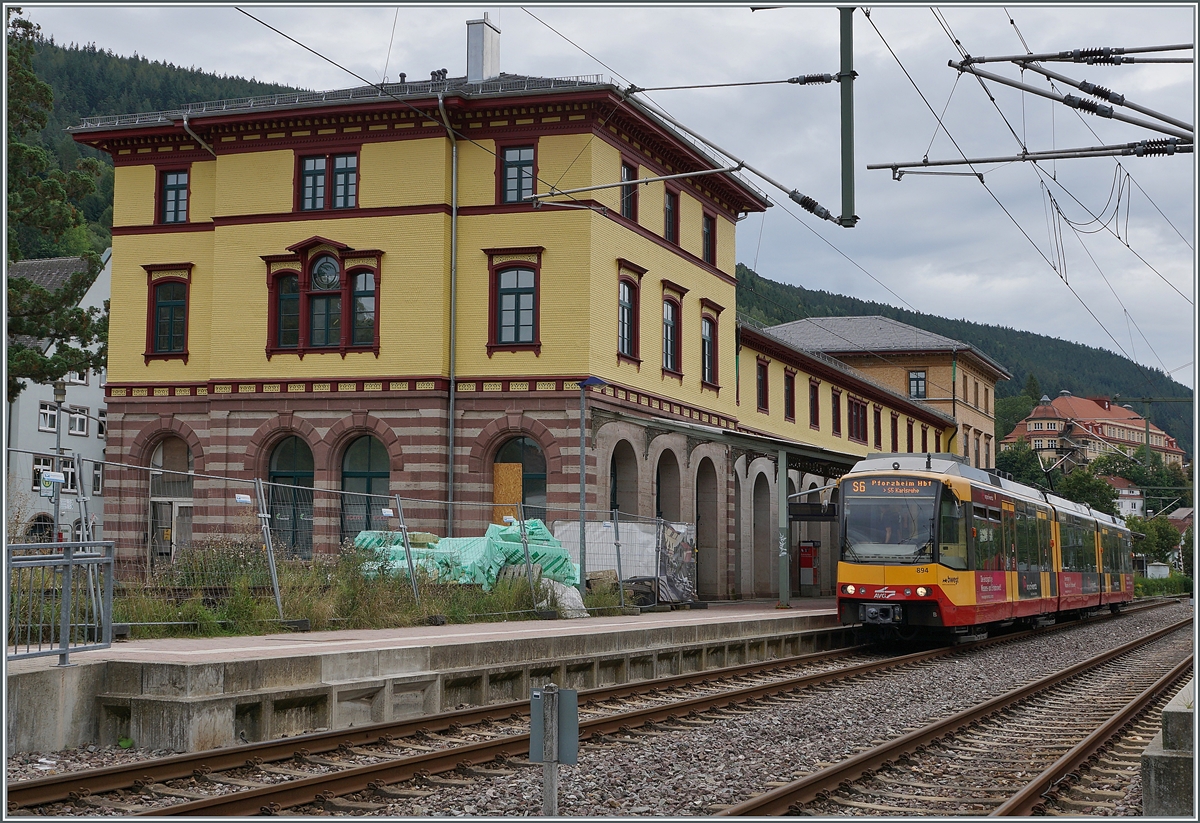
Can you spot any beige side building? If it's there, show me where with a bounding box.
[766,316,1011,469]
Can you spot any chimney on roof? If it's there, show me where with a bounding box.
[467,13,501,83]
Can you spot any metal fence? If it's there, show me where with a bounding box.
[6,449,701,634]
[6,541,114,665]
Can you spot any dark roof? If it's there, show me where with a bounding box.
[7,255,89,292]
[7,255,92,352]
[767,315,1012,380]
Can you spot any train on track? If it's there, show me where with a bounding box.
[835,453,1134,640]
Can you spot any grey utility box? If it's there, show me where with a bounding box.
[529,686,578,765]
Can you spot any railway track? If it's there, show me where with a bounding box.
[716,616,1192,816]
[6,600,1181,816]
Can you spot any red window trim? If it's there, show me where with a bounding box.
[617,273,641,364]
[782,367,796,422]
[142,262,193,364]
[891,412,901,452]
[848,396,868,444]
[663,185,681,245]
[619,155,639,224]
[755,356,770,413]
[494,138,539,205]
[830,388,842,437]
[906,418,915,453]
[701,210,717,265]
[262,236,382,359]
[661,295,683,378]
[485,246,544,356]
[155,165,192,226]
[700,313,720,391]
[809,378,821,430]
[873,404,883,450]
[294,147,362,213]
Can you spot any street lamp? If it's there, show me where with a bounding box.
[578,376,607,597]
[52,379,67,541]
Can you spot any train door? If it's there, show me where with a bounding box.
[1001,501,1017,605]
[1038,509,1056,600]
[1014,502,1041,603]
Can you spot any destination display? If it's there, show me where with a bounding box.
[847,478,935,495]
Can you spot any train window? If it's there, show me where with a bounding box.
[1015,506,1039,572]
[939,492,968,570]
[1036,510,1052,571]
[972,505,1003,571]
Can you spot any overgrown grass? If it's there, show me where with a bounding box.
[111,541,634,638]
[1135,573,1193,598]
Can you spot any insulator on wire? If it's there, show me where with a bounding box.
[1062,94,1114,118]
[1134,139,1179,157]
[1078,80,1125,106]
[789,190,833,221]
[788,74,833,85]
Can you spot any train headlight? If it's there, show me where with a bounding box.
[916,586,929,597]
[843,584,856,595]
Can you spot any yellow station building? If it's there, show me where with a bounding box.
[76,18,959,599]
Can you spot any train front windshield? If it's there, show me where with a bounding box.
[841,476,938,564]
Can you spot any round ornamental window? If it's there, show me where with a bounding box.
[310,255,340,291]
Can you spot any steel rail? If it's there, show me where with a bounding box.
[4,642,861,808]
[146,643,977,815]
[991,654,1193,816]
[7,599,1172,811]
[715,616,1192,816]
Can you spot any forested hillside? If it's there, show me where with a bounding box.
[22,35,301,258]
[736,263,1193,457]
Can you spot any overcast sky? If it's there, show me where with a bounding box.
[22,3,1197,392]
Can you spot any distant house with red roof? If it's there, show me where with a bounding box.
[1102,475,1145,519]
[999,390,1185,472]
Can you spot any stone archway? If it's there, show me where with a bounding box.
[655,449,681,522]
[752,471,773,598]
[695,456,719,600]
[609,439,639,515]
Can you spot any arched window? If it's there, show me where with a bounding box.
[25,513,53,541]
[493,437,547,523]
[309,255,342,348]
[269,436,314,558]
[351,271,375,345]
[341,436,389,540]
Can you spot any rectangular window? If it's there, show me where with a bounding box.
[92,463,104,496]
[935,431,942,452]
[907,421,914,453]
[61,458,77,493]
[831,390,842,436]
[333,154,358,208]
[32,456,53,491]
[756,361,769,412]
[503,146,535,203]
[909,370,927,399]
[701,317,716,385]
[301,156,326,210]
[310,294,341,347]
[984,386,990,414]
[701,214,716,264]
[891,413,900,452]
[809,382,820,428]
[68,407,88,436]
[873,407,882,450]
[38,402,57,433]
[498,267,536,343]
[974,380,980,408]
[621,162,638,220]
[664,190,679,244]
[351,271,375,346]
[154,280,187,353]
[67,369,88,385]
[161,170,188,223]
[300,153,357,210]
[783,373,795,420]
[278,274,300,347]
[97,409,107,439]
[921,426,928,452]
[662,300,680,373]
[618,279,638,358]
[848,398,867,443]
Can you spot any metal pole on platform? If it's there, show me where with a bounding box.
[55,543,75,667]
[541,683,559,816]
[394,495,420,605]
[52,380,66,541]
[612,508,626,611]
[254,478,284,621]
[777,449,791,608]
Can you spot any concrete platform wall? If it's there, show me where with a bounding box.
[7,614,851,753]
[1142,678,1194,817]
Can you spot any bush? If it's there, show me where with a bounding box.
[1134,573,1193,598]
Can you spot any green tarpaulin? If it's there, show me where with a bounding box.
[353,519,579,590]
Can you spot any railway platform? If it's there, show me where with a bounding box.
[6,597,844,754]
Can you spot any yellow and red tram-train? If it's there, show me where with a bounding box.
[836,454,1134,639]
